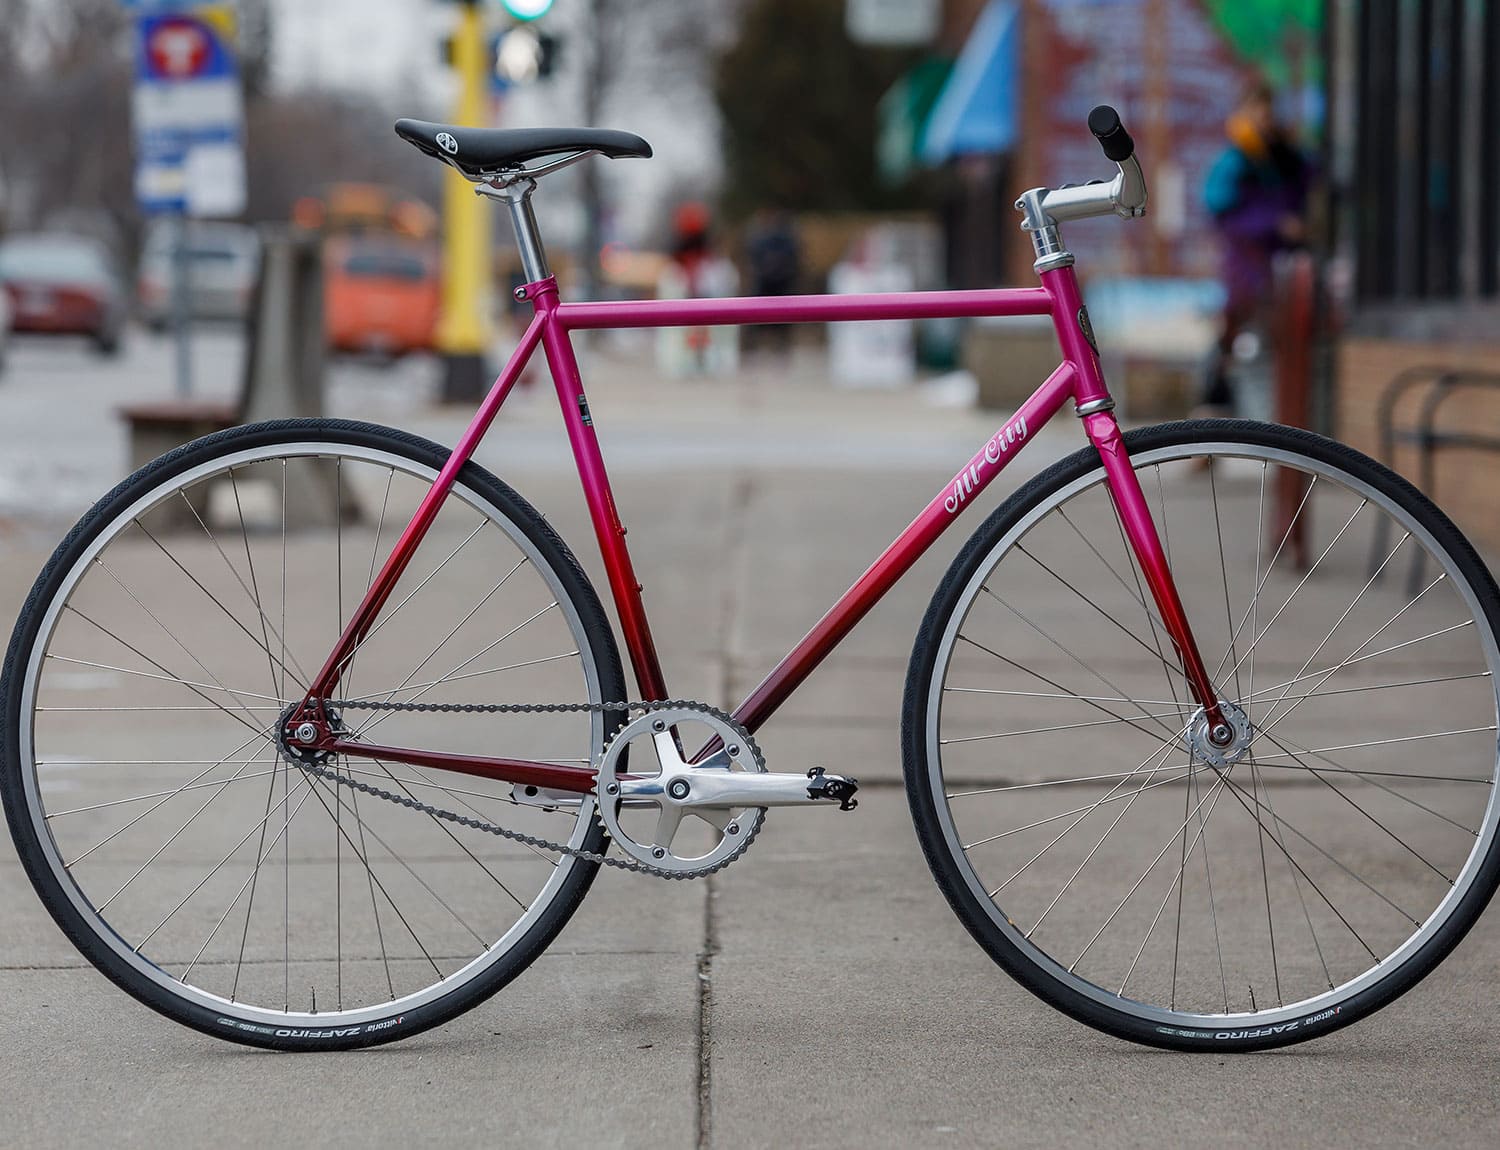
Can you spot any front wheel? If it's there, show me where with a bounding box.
[904,420,1500,1051]
[2,418,628,1049]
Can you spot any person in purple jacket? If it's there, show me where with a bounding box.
[1201,79,1313,411]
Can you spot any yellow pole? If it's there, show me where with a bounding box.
[436,0,492,401]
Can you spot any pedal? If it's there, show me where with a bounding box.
[806,766,859,811]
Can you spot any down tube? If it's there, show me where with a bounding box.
[731,362,1079,735]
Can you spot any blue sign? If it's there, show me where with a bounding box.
[130,3,245,217]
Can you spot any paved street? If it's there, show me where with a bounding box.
[3,329,1500,1149]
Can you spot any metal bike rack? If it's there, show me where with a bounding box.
[1368,366,1500,594]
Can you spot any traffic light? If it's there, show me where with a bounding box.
[502,0,554,20]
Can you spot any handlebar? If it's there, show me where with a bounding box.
[1021,104,1148,230]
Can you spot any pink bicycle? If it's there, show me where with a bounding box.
[6,108,1499,1052]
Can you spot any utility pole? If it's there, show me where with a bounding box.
[436,0,493,403]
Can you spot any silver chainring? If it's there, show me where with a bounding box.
[594,705,767,875]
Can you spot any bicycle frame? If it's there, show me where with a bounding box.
[296,262,1225,790]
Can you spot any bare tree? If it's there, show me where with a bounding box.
[575,0,733,294]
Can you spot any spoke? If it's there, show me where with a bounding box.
[180,481,313,691]
[1214,474,1319,681]
[97,744,268,912]
[950,765,1193,799]
[1240,622,1478,702]
[1249,758,1492,785]
[1195,761,1230,1012]
[1256,576,1451,737]
[1253,530,1413,733]
[344,650,581,698]
[351,784,395,1000]
[350,601,560,739]
[45,653,288,705]
[1246,725,1496,765]
[233,750,279,1003]
[1057,504,1170,638]
[354,558,527,709]
[957,634,1188,751]
[1110,477,1190,731]
[184,754,284,982]
[1252,754,1282,1006]
[369,758,529,911]
[334,518,489,679]
[140,766,316,955]
[62,604,267,740]
[1208,462,1244,704]
[1248,461,1266,722]
[1253,756,1335,992]
[978,584,1186,742]
[1216,768,1392,956]
[63,729,271,865]
[46,768,281,818]
[1011,544,1185,685]
[131,520,309,692]
[1243,670,1491,706]
[1254,729,1459,883]
[941,706,1192,745]
[231,468,284,699]
[961,769,1189,850]
[943,686,1191,708]
[1224,497,1369,685]
[1118,754,1230,1001]
[345,468,397,698]
[304,777,447,980]
[1068,760,1232,977]
[985,734,1187,900]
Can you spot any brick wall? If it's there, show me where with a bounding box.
[1337,337,1500,554]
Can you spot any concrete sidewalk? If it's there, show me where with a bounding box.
[3,350,1499,1149]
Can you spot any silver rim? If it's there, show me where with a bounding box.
[924,438,1500,1031]
[19,439,608,1028]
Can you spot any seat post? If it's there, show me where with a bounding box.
[487,176,551,283]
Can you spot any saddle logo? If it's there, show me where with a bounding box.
[436,132,459,155]
[944,415,1028,513]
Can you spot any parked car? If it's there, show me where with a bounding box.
[0,233,125,356]
[324,235,440,356]
[137,221,260,329]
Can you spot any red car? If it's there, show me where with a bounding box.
[0,233,125,356]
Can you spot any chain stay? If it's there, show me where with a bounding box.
[295,697,763,880]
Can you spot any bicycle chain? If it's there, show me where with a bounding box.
[288,697,764,880]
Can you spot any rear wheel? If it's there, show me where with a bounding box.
[904,420,1500,1050]
[2,418,627,1049]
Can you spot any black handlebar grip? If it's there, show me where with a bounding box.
[1087,105,1135,163]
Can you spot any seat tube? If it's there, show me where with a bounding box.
[529,283,669,701]
[1042,264,1226,725]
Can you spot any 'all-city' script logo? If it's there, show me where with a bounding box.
[945,415,1028,514]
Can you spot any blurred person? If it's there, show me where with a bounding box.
[743,208,801,356]
[1200,79,1313,415]
[657,201,739,377]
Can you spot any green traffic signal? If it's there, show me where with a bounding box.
[502,0,553,21]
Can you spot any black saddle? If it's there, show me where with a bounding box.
[394,119,651,179]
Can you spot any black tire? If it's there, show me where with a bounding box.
[2,418,628,1050]
[903,420,1500,1051]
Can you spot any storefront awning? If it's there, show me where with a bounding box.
[920,0,1019,163]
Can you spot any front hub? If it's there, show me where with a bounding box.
[1185,699,1253,769]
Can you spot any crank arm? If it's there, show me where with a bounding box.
[619,766,859,810]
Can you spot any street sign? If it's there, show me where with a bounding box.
[131,3,246,218]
